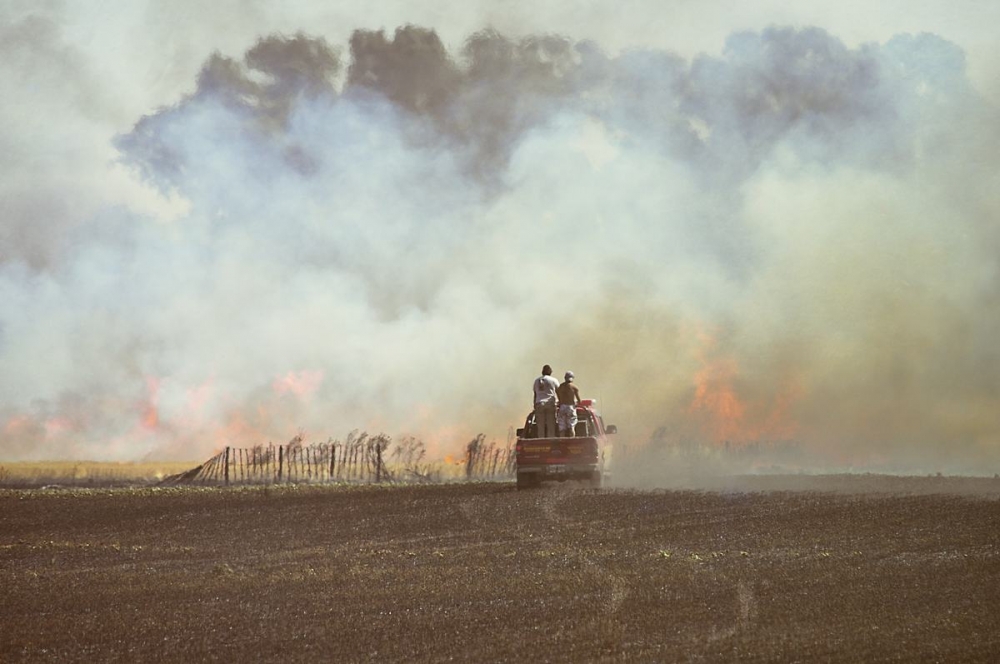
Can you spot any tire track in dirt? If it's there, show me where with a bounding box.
[537,486,630,617]
[457,495,486,524]
[707,577,758,644]
[455,487,539,549]
[456,484,630,616]
[736,579,757,630]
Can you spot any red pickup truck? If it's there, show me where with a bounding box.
[514,399,617,489]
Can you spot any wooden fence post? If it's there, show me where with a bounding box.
[224,446,230,485]
[376,442,382,483]
[465,436,481,479]
[278,445,284,482]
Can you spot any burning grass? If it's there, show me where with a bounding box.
[0,461,197,488]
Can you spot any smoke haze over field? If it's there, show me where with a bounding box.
[2,3,999,473]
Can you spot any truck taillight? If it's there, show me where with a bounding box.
[515,443,522,452]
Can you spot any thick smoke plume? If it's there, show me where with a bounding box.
[2,24,998,474]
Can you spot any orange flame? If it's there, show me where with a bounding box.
[688,354,745,441]
[272,370,324,398]
[686,330,800,444]
[4,414,34,435]
[44,416,74,437]
[140,377,160,430]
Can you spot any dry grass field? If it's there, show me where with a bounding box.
[0,461,197,488]
[2,477,999,662]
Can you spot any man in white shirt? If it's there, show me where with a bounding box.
[532,364,559,438]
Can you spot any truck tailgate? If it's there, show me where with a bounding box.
[517,437,599,465]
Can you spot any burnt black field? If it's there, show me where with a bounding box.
[3,478,1000,662]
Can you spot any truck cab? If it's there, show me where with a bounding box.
[514,399,617,489]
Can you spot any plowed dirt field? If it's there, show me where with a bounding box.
[2,478,999,662]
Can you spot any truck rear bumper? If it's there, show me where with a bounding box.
[517,464,597,479]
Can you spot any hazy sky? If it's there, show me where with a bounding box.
[2,1,998,472]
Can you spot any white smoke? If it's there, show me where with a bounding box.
[1,18,998,473]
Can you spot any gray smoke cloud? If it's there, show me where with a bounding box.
[2,22,998,474]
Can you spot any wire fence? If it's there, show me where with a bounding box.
[161,431,515,486]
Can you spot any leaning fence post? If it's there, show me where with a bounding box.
[224,446,230,486]
[465,436,480,479]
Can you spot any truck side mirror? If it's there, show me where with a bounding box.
[605,424,618,434]
[516,428,525,438]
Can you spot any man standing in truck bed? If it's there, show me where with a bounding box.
[533,365,560,438]
[557,371,581,437]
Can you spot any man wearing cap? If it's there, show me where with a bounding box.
[556,371,581,437]
[532,365,560,438]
